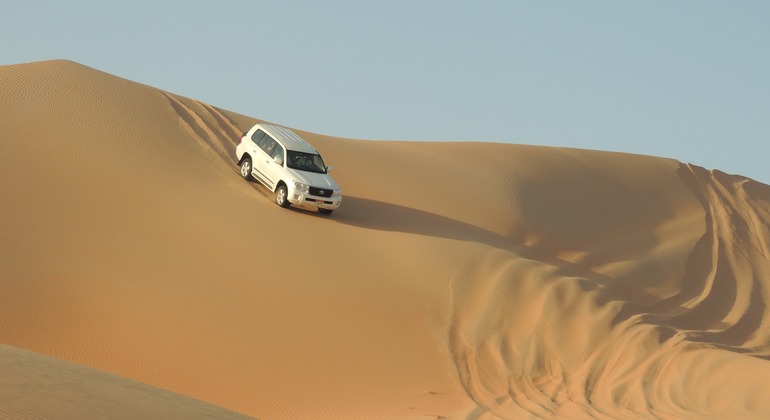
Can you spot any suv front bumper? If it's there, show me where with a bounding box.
[289,192,342,210]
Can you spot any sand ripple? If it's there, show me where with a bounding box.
[448,164,770,418]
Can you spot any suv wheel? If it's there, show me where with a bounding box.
[275,184,290,208]
[240,157,253,180]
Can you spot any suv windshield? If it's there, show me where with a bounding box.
[287,150,327,174]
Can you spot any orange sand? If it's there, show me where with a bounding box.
[1,60,769,419]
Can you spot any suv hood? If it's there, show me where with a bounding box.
[290,169,340,190]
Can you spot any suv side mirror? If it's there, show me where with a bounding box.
[274,156,284,166]
[326,166,333,173]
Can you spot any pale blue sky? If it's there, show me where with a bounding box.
[3,1,769,184]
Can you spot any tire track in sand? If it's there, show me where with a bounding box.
[161,91,241,170]
[447,163,770,418]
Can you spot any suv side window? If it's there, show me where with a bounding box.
[271,144,285,162]
[261,138,277,156]
[251,130,266,146]
[259,134,273,151]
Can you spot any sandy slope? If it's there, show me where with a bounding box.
[1,60,770,419]
[0,344,251,419]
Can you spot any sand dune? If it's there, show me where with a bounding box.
[1,60,770,419]
[0,344,251,419]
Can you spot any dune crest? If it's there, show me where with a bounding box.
[2,60,770,419]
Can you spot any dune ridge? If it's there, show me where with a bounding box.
[445,163,770,418]
[2,59,770,419]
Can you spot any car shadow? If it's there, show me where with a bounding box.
[329,196,514,249]
[328,196,663,307]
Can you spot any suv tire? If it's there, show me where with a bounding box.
[240,157,253,180]
[275,184,290,208]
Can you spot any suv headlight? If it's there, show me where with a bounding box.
[293,181,309,193]
[332,189,341,197]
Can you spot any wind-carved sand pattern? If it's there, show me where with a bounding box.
[448,163,770,419]
[5,60,770,419]
[162,91,242,168]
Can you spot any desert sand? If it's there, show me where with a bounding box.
[1,60,769,419]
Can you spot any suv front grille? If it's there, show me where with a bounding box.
[309,187,334,198]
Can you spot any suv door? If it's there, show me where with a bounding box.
[254,135,283,190]
[248,130,273,187]
[261,141,285,191]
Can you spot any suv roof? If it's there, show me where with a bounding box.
[258,124,318,154]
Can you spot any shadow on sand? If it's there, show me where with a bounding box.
[329,196,513,249]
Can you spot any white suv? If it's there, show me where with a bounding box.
[235,124,342,215]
